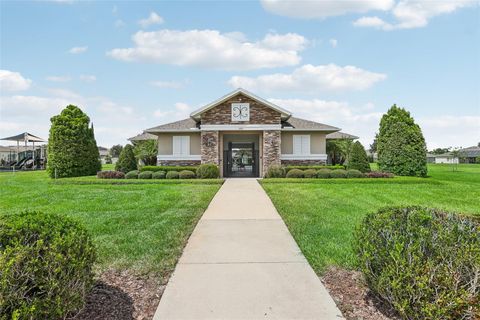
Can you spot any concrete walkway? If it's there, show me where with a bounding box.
[154,179,343,320]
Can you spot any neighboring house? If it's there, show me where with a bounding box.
[136,88,356,177]
[427,153,459,164]
[98,146,110,164]
[459,145,480,163]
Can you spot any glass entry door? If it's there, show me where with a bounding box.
[224,142,259,177]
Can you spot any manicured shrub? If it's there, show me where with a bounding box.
[377,105,427,177]
[286,169,304,178]
[138,171,153,179]
[355,207,480,320]
[348,141,371,173]
[152,171,166,179]
[47,105,101,178]
[97,170,125,179]
[179,170,196,179]
[303,169,317,178]
[196,164,219,179]
[284,165,344,173]
[141,166,198,174]
[317,168,332,178]
[166,170,179,179]
[115,144,137,173]
[0,211,96,319]
[347,169,364,178]
[265,165,285,178]
[330,169,347,178]
[364,171,394,178]
[125,170,139,179]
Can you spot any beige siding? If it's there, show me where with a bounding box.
[281,132,326,154]
[156,133,201,155]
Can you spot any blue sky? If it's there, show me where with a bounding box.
[1,0,479,149]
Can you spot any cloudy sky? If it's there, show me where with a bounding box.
[1,0,479,149]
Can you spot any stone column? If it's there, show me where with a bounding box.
[262,130,281,176]
[201,131,219,164]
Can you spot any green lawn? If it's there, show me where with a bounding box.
[0,170,222,276]
[261,164,480,274]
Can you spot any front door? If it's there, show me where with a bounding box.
[224,142,259,177]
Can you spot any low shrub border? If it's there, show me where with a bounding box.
[196,164,220,179]
[284,165,344,173]
[140,166,198,174]
[0,211,96,319]
[166,171,180,179]
[265,165,393,179]
[286,168,304,178]
[97,170,125,179]
[125,170,139,179]
[138,171,153,179]
[355,206,480,319]
[152,171,166,179]
[179,170,196,179]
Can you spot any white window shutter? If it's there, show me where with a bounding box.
[182,136,190,155]
[173,136,181,155]
[293,135,302,154]
[302,135,310,154]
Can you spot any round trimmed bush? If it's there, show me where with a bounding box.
[330,169,347,178]
[355,207,480,319]
[0,211,96,319]
[317,168,332,178]
[166,170,179,179]
[152,171,166,179]
[286,169,304,178]
[266,165,285,178]
[303,169,317,178]
[347,169,363,178]
[138,171,153,179]
[196,164,219,179]
[179,170,196,179]
[125,170,138,179]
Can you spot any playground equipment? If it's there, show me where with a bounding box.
[0,132,47,170]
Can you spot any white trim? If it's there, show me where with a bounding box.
[157,155,201,160]
[201,124,281,131]
[190,88,291,120]
[280,154,328,160]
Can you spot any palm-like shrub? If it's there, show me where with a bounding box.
[115,144,137,173]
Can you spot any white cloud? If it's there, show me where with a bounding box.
[107,30,307,70]
[354,0,477,30]
[329,38,338,48]
[261,0,394,18]
[80,74,96,82]
[150,80,185,89]
[0,70,32,92]
[228,64,386,93]
[138,11,164,28]
[419,115,480,149]
[46,75,71,82]
[69,46,88,54]
[153,102,192,119]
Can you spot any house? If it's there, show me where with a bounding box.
[427,153,459,164]
[459,145,480,163]
[98,146,111,164]
[138,88,356,177]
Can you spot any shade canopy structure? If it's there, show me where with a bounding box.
[0,132,46,143]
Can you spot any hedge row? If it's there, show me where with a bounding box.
[100,165,219,180]
[140,166,198,174]
[266,165,393,179]
[284,165,345,173]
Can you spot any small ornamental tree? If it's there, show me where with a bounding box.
[133,140,158,165]
[109,144,123,158]
[115,144,137,173]
[348,141,371,173]
[47,105,101,178]
[377,105,427,177]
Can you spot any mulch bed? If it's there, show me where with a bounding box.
[321,266,399,320]
[73,270,165,320]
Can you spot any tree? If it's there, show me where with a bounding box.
[110,144,123,158]
[377,105,427,177]
[431,147,450,155]
[115,144,137,173]
[47,105,101,178]
[133,140,158,165]
[348,141,371,172]
[327,139,354,165]
[369,133,378,154]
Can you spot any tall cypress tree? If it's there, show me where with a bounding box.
[377,105,427,177]
[47,105,101,178]
[348,141,371,173]
[115,144,137,173]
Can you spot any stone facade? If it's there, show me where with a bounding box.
[201,93,281,125]
[262,130,281,176]
[281,159,327,166]
[201,131,219,164]
[157,160,201,166]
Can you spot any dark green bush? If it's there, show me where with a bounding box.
[284,165,344,173]
[330,169,347,178]
[179,170,196,179]
[138,171,153,179]
[196,164,219,179]
[285,169,304,178]
[152,171,166,179]
[141,166,198,174]
[0,211,96,319]
[115,144,137,173]
[125,170,138,179]
[166,171,179,179]
[355,207,480,320]
[348,141,371,173]
[317,169,332,178]
[303,169,317,178]
[347,169,364,178]
[265,165,285,178]
[47,105,101,178]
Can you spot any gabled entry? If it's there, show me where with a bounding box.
[223,142,259,177]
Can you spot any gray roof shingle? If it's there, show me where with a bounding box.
[326,131,359,139]
[145,118,199,132]
[282,117,340,132]
[128,132,158,141]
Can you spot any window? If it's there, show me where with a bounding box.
[293,135,310,155]
[231,103,250,122]
[173,136,190,155]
